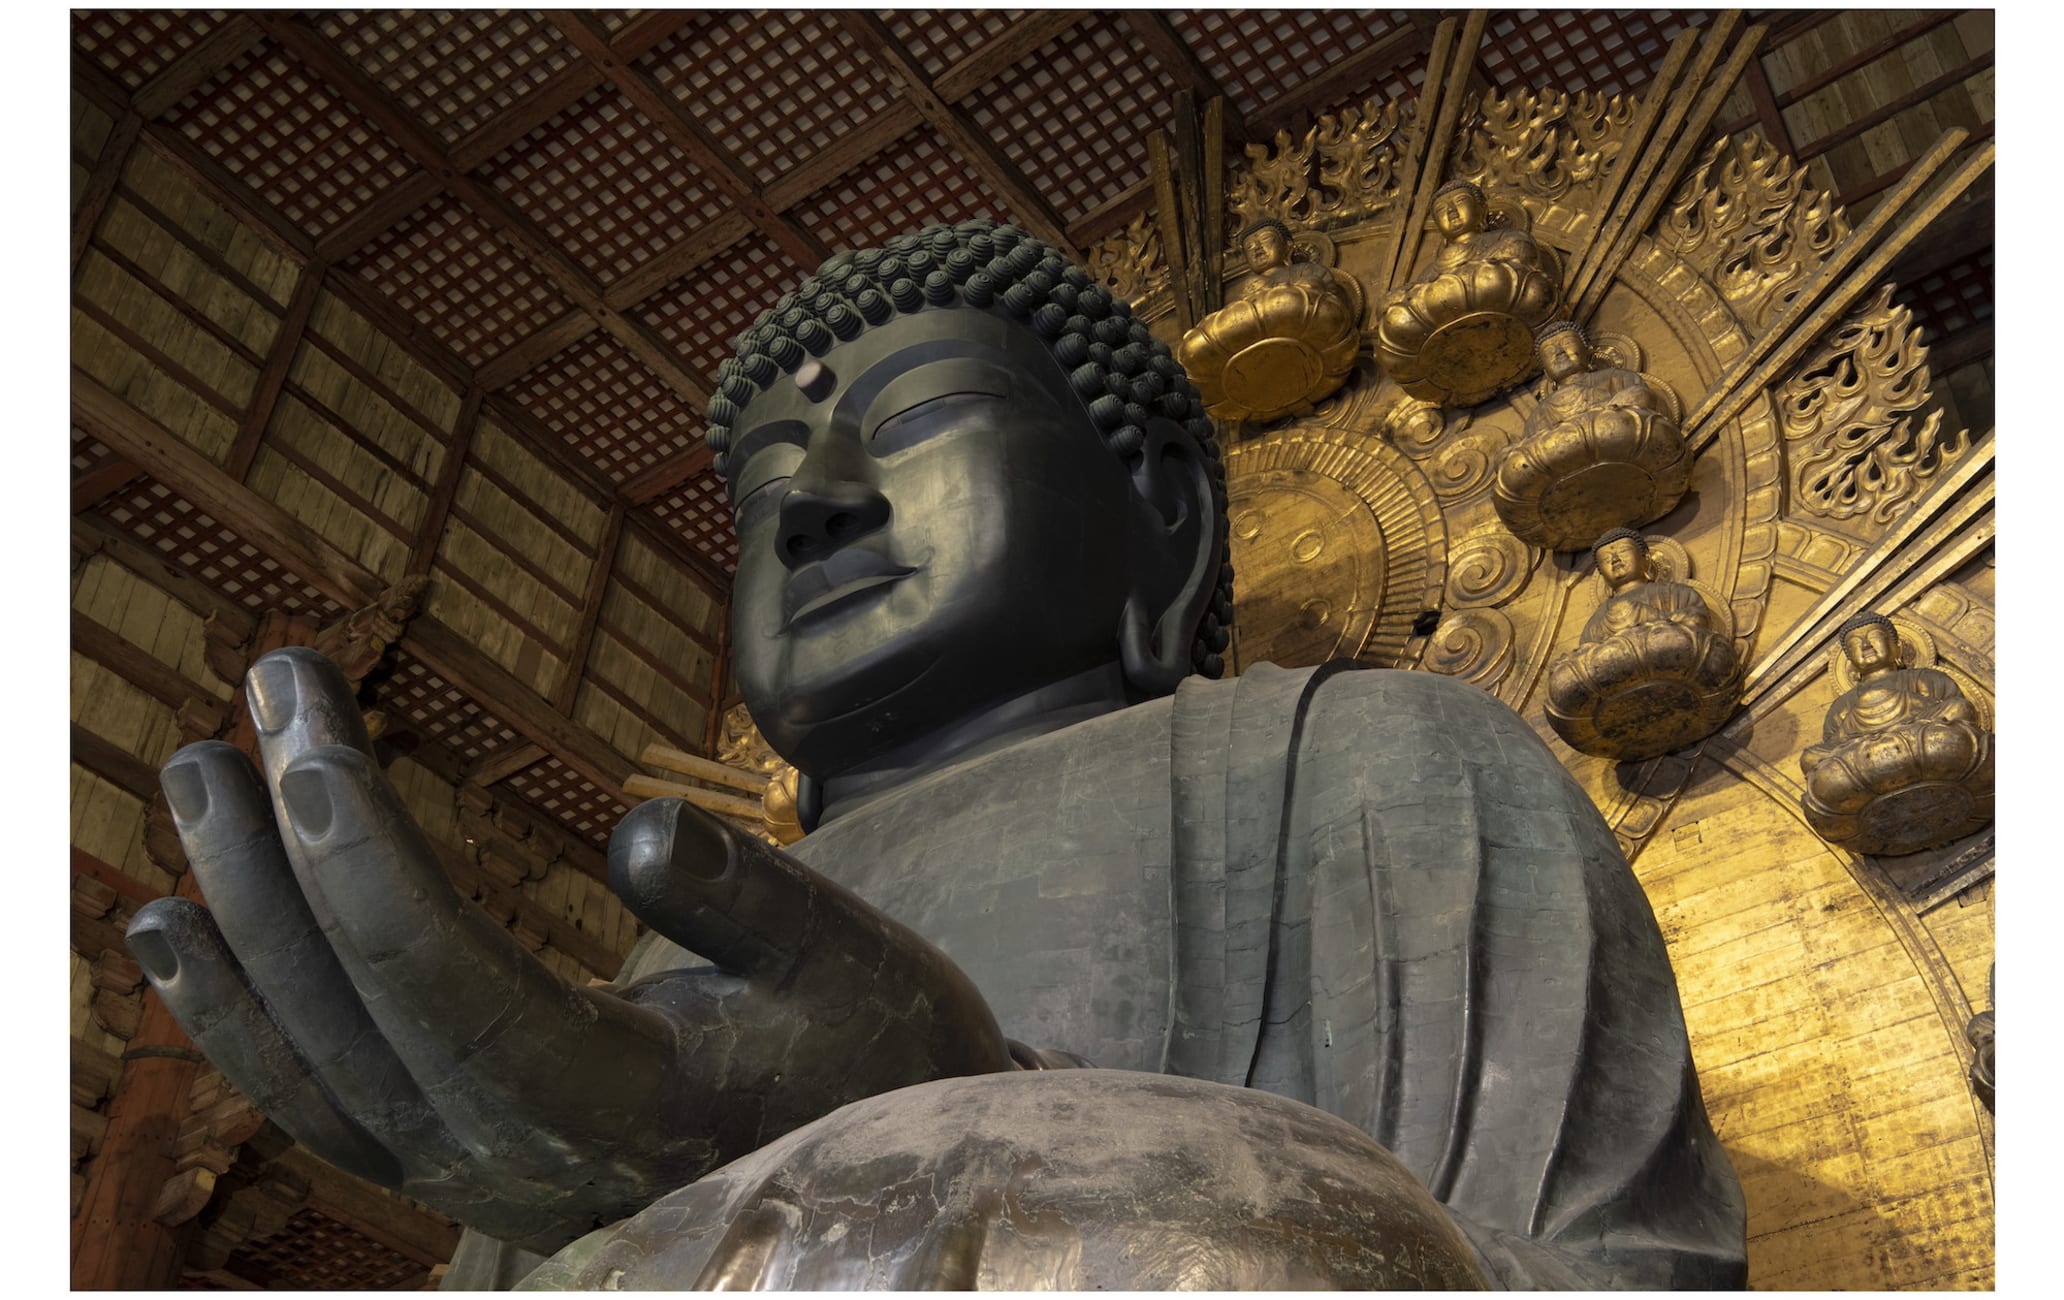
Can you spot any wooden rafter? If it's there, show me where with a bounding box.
[250,14,713,413]
[546,10,827,269]
[72,367,643,797]
[556,505,627,712]
[406,387,484,575]
[1124,12,1248,139]
[934,11,1084,102]
[72,512,256,642]
[228,262,326,482]
[72,111,143,275]
[839,10,1083,261]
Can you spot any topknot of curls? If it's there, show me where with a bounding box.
[703,217,1235,678]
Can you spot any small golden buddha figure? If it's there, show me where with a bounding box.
[1545,528,1743,760]
[717,702,805,845]
[1798,612,1993,856]
[1373,179,1563,408]
[1492,321,1694,551]
[1176,219,1364,424]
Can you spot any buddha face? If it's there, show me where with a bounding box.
[1243,225,1291,271]
[723,307,1206,777]
[1595,536,1650,589]
[1842,622,1899,675]
[1432,186,1487,240]
[1538,331,1591,383]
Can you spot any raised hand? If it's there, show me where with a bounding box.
[126,648,1013,1254]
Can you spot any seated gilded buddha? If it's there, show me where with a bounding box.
[1799,612,1993,856]
[1546,529,1743,761]
[1176,219,1363,423]
[1373,180,1562,408]
[1492,322,1693,551]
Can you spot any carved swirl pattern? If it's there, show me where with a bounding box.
[1422,607,1516,688]
[1445,534,1535,608]
[1433,432,1503,501]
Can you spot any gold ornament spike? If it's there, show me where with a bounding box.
[1686,134,1991,451]
[639,742,772,796]
[1562,10,1742,314]
[1385,10,1489,296]
[1148,129,1195,333]
[1575,19,1766,320]
[1375,14,1463,295]
[1558,25,1701,302]
[1739,433,1992,701]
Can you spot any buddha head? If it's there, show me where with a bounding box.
[706,220,1233,782]
[1432,180,1489,241]
[1837,611,1900,678]
[1592,527,1652,592]
[1239,219,1294,273]
[1535,320,1593,384]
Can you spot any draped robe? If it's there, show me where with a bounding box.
[448,662,1745,1290]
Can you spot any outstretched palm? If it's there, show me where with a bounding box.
[128,648,1012,1254]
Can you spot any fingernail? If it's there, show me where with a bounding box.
[672,803,731,881]
[280,767,334,838]
[126,924,179,982]
[248,654,298,734]
[160,759,210,827]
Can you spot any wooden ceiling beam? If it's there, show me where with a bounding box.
[840,11,1081,261]
[934,11,1084,102]
[622,445,714,508]
[762,103,924,212]
[1124,13,1248,139]
[546,11,827,269]
[476,309,599,390]
[72,111,143,275]
[556,505,626,712]
[227,263,326,482]
[1247,18,1443,142]
[314,168,444,263]
[73,367,645,799]
[132,14,265,119]
[406,387,484,574]
[253,14,712,412]
[72,512,257,642]
[605,211,756,311]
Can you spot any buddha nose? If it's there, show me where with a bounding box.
[777,460,890,568]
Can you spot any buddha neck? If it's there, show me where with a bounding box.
[809,661,1136,829]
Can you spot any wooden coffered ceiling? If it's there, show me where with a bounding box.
[68,9,1996,851]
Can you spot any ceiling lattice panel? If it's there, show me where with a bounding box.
[1479,10,1712,99]
[163,41,419,240]
[225,1208,428,1290]
[965,15,1183,227]
[1170,9,1417,120]
[314,9,583,143]
[505,754,633,851]
[648,10,904,181]
[346,192,580,368]
[72,9,236,92]
[640,231,800,385]
[477,83,733,286]
[650,471,737,572]
[98,478,343,622]
[73,428,122,479]
[794,124,1016,256]
[378,650,522,767]
[505,331,703,489]
[882,9,1030,81]
[1900,247,1995,345]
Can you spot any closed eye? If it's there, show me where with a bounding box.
[868,392,1001,456]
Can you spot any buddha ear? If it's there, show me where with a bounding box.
[1118,417,1225,695]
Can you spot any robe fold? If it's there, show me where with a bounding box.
[446,662,1745,1290]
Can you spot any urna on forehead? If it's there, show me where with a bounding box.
[702,218,1225,483]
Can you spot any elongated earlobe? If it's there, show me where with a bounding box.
[1117,418,1225,695]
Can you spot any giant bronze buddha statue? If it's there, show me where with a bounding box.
[128,220,1745,1290]
[1799,611,1994,856]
